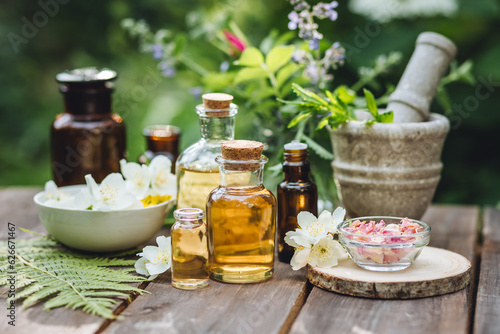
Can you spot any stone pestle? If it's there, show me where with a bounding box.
[387,32,457,123]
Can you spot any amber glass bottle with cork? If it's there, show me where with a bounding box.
[277,141,317,263]
[176,93,237,212]
[51,67,126,186]
[207,140,276,283]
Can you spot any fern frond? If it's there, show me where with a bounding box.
[0,235,148,319]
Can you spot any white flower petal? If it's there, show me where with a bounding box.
[318,210,332,226]
[73,189,92,210]
[149,156,175,196]
[156,236,171,250]
[284,231,299,248]
[146,262,170,275]
[85,174,101,201]
[309,235,347,268]
[291,234,312,248]
[44,180,58,195]
[297,210,329,243]
[142,246,160,261]
[297,211,317,230]
[121,160,151,199]
[134,256,149,276]
[290,248,311,270]
[330,207,346,233]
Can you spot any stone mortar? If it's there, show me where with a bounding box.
[328,113,450,219]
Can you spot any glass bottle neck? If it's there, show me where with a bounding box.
[219,167,264,188]
[61,83,113,116]
[217,156,267,188]
[174,208,204,227]
[199,115,235,142]
[283,151,312,182]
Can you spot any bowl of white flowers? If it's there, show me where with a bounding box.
[33,156,176,252]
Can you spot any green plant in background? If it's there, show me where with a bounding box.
[121,0,475,207]
[0,230,148,319]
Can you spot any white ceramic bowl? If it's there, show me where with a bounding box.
[34,185,175,252]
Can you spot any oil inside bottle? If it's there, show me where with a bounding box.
[171,208,209,290]
[176,166,220,211]
[207,182,275,283]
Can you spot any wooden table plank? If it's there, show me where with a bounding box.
[290,205,479,334]
[101,252,307,334]
[0,188,128,334]
[473,208,500,334]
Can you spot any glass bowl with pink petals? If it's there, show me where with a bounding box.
[337,217,431,271]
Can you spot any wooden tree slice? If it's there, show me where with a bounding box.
[308,246,471,299]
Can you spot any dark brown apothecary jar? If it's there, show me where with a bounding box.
[51,67,126,186]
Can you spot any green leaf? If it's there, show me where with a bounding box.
[259,29,279,54]
[201,72,236,91]
[334,85,356,105]
[363,88,378,119]
[377,110,394,123]
[292,83,329,107]
[276,63,299,88]
[235,47,264,67]
[0,235,148,319]
[301,135,334,160]
[172,34,186,55]
[316,116,330,130]
[234,67,268,84]
[265,45,295,73]
[288,112,312,128]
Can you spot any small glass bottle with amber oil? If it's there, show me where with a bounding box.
[138,125,181,174]
[171,208,209,290]
[277,141,317,263]
[207,140,276,283]
[176,93,237,212]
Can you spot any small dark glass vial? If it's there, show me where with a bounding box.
[51,68,126,186]
[277,141,318,263]
[138,125,180,174]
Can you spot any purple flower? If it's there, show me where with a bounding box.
[219,61,230,72]
[189,87,202,101]
[312,1,338,21]
[327,1,339,21]
[150,44,163,60]
[305,64,319,84]
[288,11,300,30]
[158,60,176,77]
[309,37,320,51]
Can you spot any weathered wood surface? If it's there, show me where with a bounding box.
[1,188,498,334]
[0,188,112,334]
[102,256,307,334]
[0,188,155,334]
[473,208,500,334]
[290,205,479,334]
[308,246,471,299]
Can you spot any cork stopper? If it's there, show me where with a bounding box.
[220,140,264,171]
[202,93,233,116]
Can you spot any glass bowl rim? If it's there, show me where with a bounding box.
[337,216,431,240]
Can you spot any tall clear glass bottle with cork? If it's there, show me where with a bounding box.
[277,141,317,263]
[207,140,276,283]
[176,93,237,212]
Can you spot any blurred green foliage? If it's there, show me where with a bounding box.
[0,0,499,206]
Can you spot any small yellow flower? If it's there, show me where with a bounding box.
[141,194,172,207]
